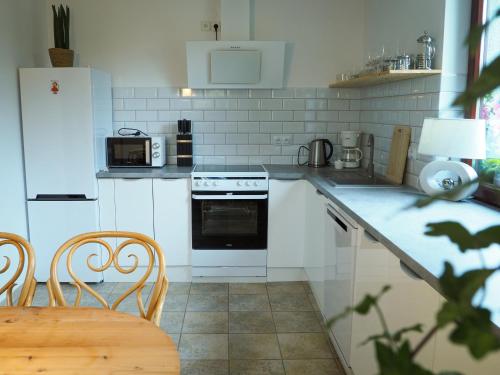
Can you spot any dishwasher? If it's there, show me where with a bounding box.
[324,203,358,369]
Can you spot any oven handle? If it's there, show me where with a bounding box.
[192,194,268,200]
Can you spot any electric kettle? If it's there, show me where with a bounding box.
[298,139,334,167]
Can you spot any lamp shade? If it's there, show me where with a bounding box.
[418,118,486,159]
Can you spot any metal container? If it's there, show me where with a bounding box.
[298,139,334,168]
[416,31,435,69]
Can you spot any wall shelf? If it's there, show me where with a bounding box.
[329,69,441,88]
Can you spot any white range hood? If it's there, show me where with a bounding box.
[186,0,286,89]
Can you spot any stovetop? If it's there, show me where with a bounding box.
[193,164,266,174]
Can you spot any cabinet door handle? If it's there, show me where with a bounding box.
[399,260,422,280]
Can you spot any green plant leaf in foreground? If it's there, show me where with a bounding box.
[436,263,500,358]
[375,340,435,375]
[424,222,500,252]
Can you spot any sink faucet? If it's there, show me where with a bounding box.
[367,134,374,178]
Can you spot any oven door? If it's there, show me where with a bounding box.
[106,137,152,167]
[192,191,268,249]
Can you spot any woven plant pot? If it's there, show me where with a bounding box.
[48,48,74,67]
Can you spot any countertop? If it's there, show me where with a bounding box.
[97,164,499,326]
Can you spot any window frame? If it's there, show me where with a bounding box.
[468,0,500,207]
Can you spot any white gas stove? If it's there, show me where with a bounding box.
[191,165,269,278]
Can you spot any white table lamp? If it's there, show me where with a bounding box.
[418,118,486,200]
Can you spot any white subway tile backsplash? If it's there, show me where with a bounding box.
[204,111,226,121]
[283,122,305,133]
[249,156,271,164]
[158,111,181,121]
[249,133,270,144]
[203,156,226,164]
[215,99,238,110]
[294,88,316,98]
[249,89,271,98]
[203,133,226,145]
[170,99,192,110]
[261,99,283,110]
[204,89,226,98]
[226,111,249,121]
[272,89,294,98]
[214,121,237,133]
[227,89,249,98]
[238,122,260,133]
[260,122,283,133]
[136,110,157,121]
[272,111,293,121]
[134,88,157,98]
[227,156,250,165]
[194,145,214,155]
[316,111,338,122]
[112,87,134,98]
[147,98,170,110]
[306,99,327,110]
[113,111,135,121]
[157,87,180,98]
[305,122,327,133]
[192,99,214,110]
[215,144,237,155]
[147,122,174,134]
[283,99,305,110]
[193,122,215,133]
[124,98,146,110]
[226,134,249,144]
[260,145,282,155]
[237,145,260,155]
[238,99,260,110]
[249,110,272,121]
[112,99,124,110]
[181,111,203,121]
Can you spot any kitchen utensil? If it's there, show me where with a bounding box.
[416,31,435,70]
[385,126,411,184]
[298,139,334,168]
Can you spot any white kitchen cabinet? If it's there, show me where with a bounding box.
[304,182,329,311]
[153,178,191,266]
[432,297,500,374]
[114,178,154,267]
[268,180,307,268]
[349,229,440,375]
[324,203,358,367]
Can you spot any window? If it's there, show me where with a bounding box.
[473,0,500,205]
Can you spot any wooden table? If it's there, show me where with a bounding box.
[0,307,180,374]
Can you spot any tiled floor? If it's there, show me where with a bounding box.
[15,281,345,375]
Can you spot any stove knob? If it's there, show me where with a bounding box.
[254,181,259,187]
[237,181,243,187]
[204,181,209,187]
[153,152,160,158]
[195,181,200,187]
[212,181,217,187]
[245,181,251,187]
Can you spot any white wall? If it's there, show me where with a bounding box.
[364,0,446,69]
[0,0,46,237]
[42,0,365,87]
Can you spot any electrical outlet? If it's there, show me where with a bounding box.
[272,135,283,145]
[200,21,212,32]
[281,135,291,145]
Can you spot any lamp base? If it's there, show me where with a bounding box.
[418,160,479,201]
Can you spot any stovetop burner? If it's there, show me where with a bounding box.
[193,164,266,174]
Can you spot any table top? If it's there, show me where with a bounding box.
[0,307,180,374]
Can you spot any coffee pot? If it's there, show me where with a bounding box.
[417,31,435,69]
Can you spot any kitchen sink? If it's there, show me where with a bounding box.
[324,170,399,187]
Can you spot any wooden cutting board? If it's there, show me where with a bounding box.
[385,126,411,184]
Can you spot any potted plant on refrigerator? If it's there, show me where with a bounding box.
[48,4,73,67]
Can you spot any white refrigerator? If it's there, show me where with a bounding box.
[20,68,112,282]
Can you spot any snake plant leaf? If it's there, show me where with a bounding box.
[424,222,500,252]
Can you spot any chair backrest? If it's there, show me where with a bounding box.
[0,232,37,306]
[48,231,168,326]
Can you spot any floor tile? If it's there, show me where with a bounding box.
[307,293,320,311]
[165,294,189,311]
[273,311,322,333]
[181,359,229,375]
[283,359,342,375]
[267,283,306,295]
[230,359,285,374]
[89,281,117,295]
[277,333,333,359]
[190,282,228,295]
[169,333,181,348]
[229,334,281,359]
[229,294,270,311]
[229,283,267,294]
[229,311,275,333]
[160,312,185,334]
[111,282,154,296]
[168,282,192,295]
[179,334,229,359]
[269,293,313,311]
[183,312,228,333]
[187,294,228,312]
[302,282,313,294]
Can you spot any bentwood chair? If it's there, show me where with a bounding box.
[0,232,37,306]
[47,231,169,326]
